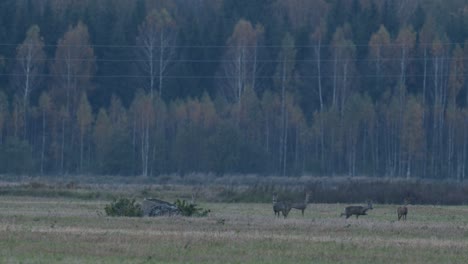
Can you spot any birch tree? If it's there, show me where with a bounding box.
[430,35,449,177]
[93,108,112,173]
[274,33,296,176]
[401,96,424,178]
[218,19,264,121]
[131,91,155,176]
[50,21,95,115]
[394,25,416,175]
[0,91,8,145]
[12,25,45,138]
[330,26,356,114]
[394,26,415,102]
[38,91,52,175]
[136,9,177,99]
[310,22,327,168]
[418,17,436,109]
[50,21,95,173]
[446,45,464,179]
[76,93,93,172]
[368,25,391,97]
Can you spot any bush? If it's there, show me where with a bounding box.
[105,198,143,217]
[175,199,210,217]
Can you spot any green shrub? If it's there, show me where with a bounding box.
[175,199,210,217]
[105,198,143,217]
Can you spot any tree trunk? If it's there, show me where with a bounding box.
[40,110,46,175]
[283,110,288,177]
[60,118,65,174]
[158,31,164,98]
[279,59,286,174]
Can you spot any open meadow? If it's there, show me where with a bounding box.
[1,183,468,263]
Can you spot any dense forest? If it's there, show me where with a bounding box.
[0,0,467,179]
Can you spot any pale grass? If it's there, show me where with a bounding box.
[1,196,468,263]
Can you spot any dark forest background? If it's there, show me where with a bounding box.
[0,0,467,180]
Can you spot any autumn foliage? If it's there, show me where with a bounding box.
[0,1,467,180]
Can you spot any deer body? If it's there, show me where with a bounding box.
[397,206,408,221]
[341,201,373,219]
[291,192,310,216]
[273,194,292,219]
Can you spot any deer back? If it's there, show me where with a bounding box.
[345,205,367,215]
[397,206,408,215]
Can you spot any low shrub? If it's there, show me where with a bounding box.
[175,199,210,217]
[105,198,143,217]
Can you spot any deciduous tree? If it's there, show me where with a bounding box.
[274,33,296,176]
[136,9,177,99]
[12,25,45,138]
[0,91,8,145]
[218,19,264,122]
[50,21,95,114]
[368,25,391,98]
[93,108,112,173]
[401,96,424,178]
[38,91,52,174]
[76,92,93,171]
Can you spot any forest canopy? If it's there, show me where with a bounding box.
[0,0,467,180]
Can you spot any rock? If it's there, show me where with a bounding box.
[141,198,181,217]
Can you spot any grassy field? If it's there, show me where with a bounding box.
[1,191,468,263]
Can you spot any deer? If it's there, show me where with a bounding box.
[397,200,409,221]
[341,201,373,219]
[272,193,292,219]
[291,192,310,216]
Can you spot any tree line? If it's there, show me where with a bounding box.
[0,0,467,179]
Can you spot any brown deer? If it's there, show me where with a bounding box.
[291,192,310,216]
[272,193,292,219]
[341,201,373,219]
[397,200,409,221]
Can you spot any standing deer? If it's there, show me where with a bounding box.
[291,192,310,216]
[397,200,408,221]
[341,201,373,219]
[272,193,292,219]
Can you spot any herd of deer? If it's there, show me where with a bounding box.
[272,193,409,221]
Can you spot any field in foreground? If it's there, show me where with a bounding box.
[1,196,468,263]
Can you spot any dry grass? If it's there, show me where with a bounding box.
[1,196,468,263]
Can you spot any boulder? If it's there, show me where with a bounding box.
[141,198,181,216]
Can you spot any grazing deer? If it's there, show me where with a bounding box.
[397,200,409,221]
[341,201,373,219]
[291,192,310,216]
[272,193,292,219]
